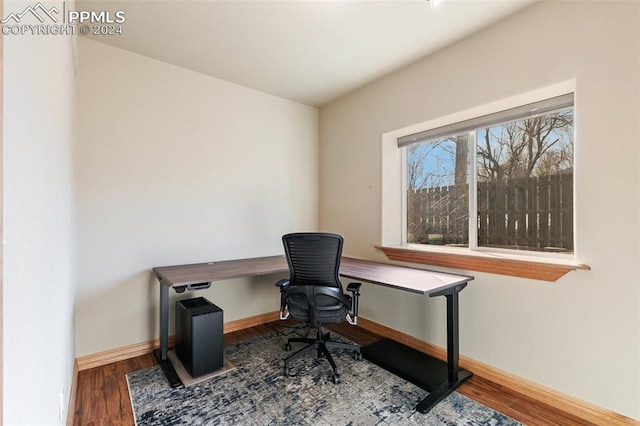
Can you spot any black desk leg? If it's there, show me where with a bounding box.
[446,291,459,384]
[153,281,182,388]
[160,282,169,360]
[415,285,472,413]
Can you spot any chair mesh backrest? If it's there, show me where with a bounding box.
[283,233,343,289]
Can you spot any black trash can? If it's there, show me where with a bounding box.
[175,297,223,377]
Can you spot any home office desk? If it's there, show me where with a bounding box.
[153,255,473,413]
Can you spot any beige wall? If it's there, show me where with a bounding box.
[76,38,318,357]
[320,1,640,420]
[3,1,77,422]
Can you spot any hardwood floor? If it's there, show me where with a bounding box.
[73,322,601,425]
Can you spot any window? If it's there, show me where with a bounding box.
[400,94,574,255]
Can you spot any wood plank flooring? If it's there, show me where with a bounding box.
[73,322,596,425]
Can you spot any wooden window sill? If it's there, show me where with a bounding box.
[375,245,590,282]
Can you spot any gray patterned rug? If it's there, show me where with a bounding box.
[127,327,522,425]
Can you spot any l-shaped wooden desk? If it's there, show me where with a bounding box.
[153,255,473,413]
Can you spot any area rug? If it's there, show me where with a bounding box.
[127,327,522,425]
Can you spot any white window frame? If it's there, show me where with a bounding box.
[382,80,578,263]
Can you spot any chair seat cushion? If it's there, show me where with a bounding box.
[287,289,351,325]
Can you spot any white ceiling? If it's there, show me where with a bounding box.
[79,0,536,107]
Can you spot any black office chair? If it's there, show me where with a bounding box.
[275,232,362,384]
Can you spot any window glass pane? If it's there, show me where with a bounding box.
[406,135,469,246]
[476,109,574,252]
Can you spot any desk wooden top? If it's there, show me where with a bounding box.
[153,255,289,287]
[340,257,472,295]
[154,255,473,295]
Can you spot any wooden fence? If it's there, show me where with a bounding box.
[407,173,573,252]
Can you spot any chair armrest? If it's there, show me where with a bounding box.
[275,279,290,320]
[346,282,361,294]
[275,279,290,289]
[346,282,361,324]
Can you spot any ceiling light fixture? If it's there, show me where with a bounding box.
[430,0,443,8]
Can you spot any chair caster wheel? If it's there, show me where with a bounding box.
[333,374,341,384]
[285,343,292,351]
[283,366,289,376]
[353,351,362,361]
